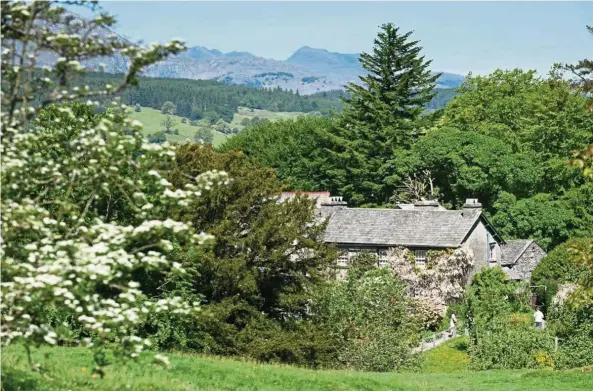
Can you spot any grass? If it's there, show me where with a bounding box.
[421,336,470,373]
[128,106,306,147]
[127,107,228,147]
[3,345,593,391]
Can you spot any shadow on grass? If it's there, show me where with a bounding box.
[1,368,41,391]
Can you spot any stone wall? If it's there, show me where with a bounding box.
[512,241,546,281]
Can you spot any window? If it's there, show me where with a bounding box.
[414,249,427,268]
[348,248,360,261]
[489,243,496,262]
[378,249,388,267]
[337,251,348,267]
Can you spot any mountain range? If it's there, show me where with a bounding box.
[37,19,465,94]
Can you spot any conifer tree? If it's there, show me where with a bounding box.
[338,23,440,206]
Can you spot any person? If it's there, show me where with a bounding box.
[449,312,457,337]
[534,307,545,329]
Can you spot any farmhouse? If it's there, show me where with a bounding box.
[281,192,546,282]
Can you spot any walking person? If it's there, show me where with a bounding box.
[449,311,457,337]
[534,307,544,329]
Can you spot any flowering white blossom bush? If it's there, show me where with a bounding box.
[1,0,228,370]
[386,246,474,327]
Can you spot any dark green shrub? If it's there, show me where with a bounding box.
[531,238,592,312]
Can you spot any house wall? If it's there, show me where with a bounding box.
[511,242,546,281]
[463,220,501,281]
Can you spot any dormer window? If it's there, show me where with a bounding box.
[414,249,427,268]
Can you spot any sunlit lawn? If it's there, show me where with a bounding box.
[3,345,592,391]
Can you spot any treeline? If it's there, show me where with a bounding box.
[76,73,458,123]
[78,73,343,122]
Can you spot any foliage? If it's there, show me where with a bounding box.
[4,346,593,391]
[161,101,177,115]
[80,72,344,121]
[335,23,440,206]
[0,0,226,371]
[442,68,593,159]
[387,246,475,327]
[150,145,338,366]
[549,302,593,369]
[161,114,178,133]
[531,238,592,311]
[134,103,141,112]
[387,127,544,210]
[147,130,167,144]
[313,268,420,371]
[220,116,347,194]
[461,268,517,331]
[566,25,593,178]
[194,127,214,144]
[468,317,555,370]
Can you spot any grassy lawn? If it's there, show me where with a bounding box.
[3,345,592,391]
[128,107,229,147]
[128,106,306,147]
[421,337,470,373]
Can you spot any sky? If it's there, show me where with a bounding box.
[79,1,592,75]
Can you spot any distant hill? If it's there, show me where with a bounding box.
[184,46,255,60]
[286,46,465,90]
[34,19,465,94]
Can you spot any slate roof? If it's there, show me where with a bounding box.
[501,239,534,266]
[323,207,484,248]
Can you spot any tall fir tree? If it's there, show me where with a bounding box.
[338,23,440,206]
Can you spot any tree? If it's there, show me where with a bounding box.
[531,238,592,312]
[148,130,167,144]
[1,0,215,370]
[313,268,419,371]
[134,103,142,112]
[181,117,187,123]
[158,145,337,364]
[194,127,214,144]
[442,69,593,159]
[161,114,178,133]
[161,101,177,115]
[336,23,440,206]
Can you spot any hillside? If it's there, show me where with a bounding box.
[130,106,306,145]
[3,345,592,391]
[78,73,456,124]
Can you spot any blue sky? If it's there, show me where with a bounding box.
[82,1,592,75]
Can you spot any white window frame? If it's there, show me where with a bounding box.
[414,249,427,268]
[337,251,348,267]
[378,249,388,267]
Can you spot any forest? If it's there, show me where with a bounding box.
[78,73,458,124]
[1,2,592,390]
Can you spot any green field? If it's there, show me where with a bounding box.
[3,345,592,391]
[128,106,306,147]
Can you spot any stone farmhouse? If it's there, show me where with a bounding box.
[281,192,546,282]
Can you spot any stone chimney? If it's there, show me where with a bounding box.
[463,198,482,209]
[320,196,348,208]
[413,199,441,209]
[317,196,347,220]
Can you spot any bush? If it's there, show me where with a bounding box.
[531,238,592,312]
[469,318,555,370]
[313,268,419,371]
[181,117,187,123]
[148,131,167,144]
[134,103,141,112]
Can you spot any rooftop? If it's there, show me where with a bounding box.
[323,207,485,248]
